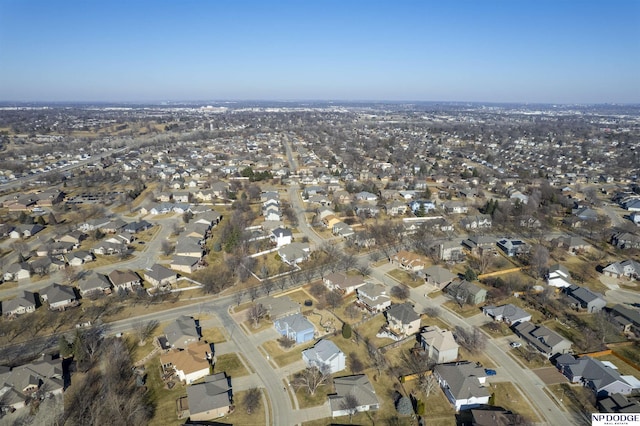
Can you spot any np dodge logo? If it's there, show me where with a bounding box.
[592,414,640,426]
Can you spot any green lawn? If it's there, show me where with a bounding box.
[213,353,249,378]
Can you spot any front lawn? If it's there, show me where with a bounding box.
[213,353,249,378]
[261,339,314,367]
[223,388,267,426]
[388,268,425,288]
[491,382,541,423]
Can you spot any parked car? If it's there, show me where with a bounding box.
[484,368,497,376]
[510,342,522,348]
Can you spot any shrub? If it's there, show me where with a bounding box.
[342,323,352,339]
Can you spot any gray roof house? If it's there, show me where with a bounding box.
[277,242,310,266]
[603,259,640,279]
[329,374,380,417]
[274,313,315,344]
[302,339,346,374]
[385,303,421,336]
[186,373,232,421]
[356,282,391,313]
[2,291,37,316]
[40,283,77,311]
[420,326,459,363]
[77,272,112,297]
[164,315,199,350]
[556,355,635,397]
[512,321,572,358]
[482,304,532,325]
[143,264,178,288]
[423,265,457,289]
[433,361,490,411]
[445,280,487,306]
[563,285,607,313]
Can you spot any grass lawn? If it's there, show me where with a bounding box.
[354,315,392,348]
[457,346,497,369]
[145,356,186,426]
[243,318,273,334]
[306,309,341,335]
[388,268,425,288]
[281,287,315,305]
[223,389,267,426]
[261,339,314,367]
[508,346,548,369]
[443,300,483,318]
[213,353,249,378]
[481,321,513,338]
[611,342,640,366]
[491,382,541,423]
[293,384,330,409]
[547,383,596,417]
[428,290,443,299]
[596,354,640,376]
[329,335,374,376]
[200,327,226,344]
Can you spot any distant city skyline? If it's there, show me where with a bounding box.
[0,0,638,104]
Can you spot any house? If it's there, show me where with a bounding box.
[391,250,428,271]
[433,361,490,411]
[611,232,640,249]
[175,237,204,258]
[423,265,456,289]
[270,227,292,247]
[160,341,211,384]
[573,207,598,221]
[512,321,572,358]
[462,236,496,256]
[445,280,487,306]
[170,255,201,274]
[9,224,45,239]
[555,355,634,397]
[108,269,141,292]
[496,238,529,257]
[355,191,378,202]
[443,201,468,214]
[302,339,346,374]
[274,313,315,344]
[0,355,64,413]
[323,272,366,295]
[186,373,232,421]
[420,326,459,363]
[439,240,464,262]
[332,221,355,238]
[123,220,153,234]
[329,374,379,417]
[2,291,37,316]
[409,200,436,214]
[278,242,310,266]
[386,201,409,216]
[258,295,300,320]
[598,393,640,413]
[482,304,532,325]
[144,264,178,288]
[610,304,640,334]
[385,303,421,336]
[356,282,391,313]
[77,272,112,297]
[40,283,77,310]
[552,236,591,253]
[91,241,127,256]
[603,259,640,279]
[460,214,492,230]
[547,264,573,288]
[3,263,31,281]
[563,285,607,313]
[164,315,200,350]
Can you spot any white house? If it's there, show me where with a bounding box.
[302,339,346,374]
[270,227,292,247]
[420,326,459,363]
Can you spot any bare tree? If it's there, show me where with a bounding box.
[247,303,267,328]
[390,285,410,300]
[247,285,260,302]
[528,244,549,279]
[340,393,360,423]
[233,290,244,306]
[261,279,275,296]
[325,290,343,309]
[417,373,438,397]
[243,387,261,414]
[292,366,330,396]
[160,240,174,256]
[454,325,486,353]
[133,319,158,346]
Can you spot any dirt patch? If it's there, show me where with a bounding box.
[533,367,568,385]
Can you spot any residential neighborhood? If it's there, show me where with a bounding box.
[0,103,638,425]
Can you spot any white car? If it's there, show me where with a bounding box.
[510,342,522,348]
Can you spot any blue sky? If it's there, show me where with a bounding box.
[0,0,638,103]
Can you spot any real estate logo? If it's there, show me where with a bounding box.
[592,413,640,426]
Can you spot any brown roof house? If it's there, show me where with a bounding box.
[323,272,367,295]
[160,341,212,384]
